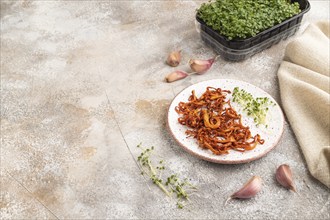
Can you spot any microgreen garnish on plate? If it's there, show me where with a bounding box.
[232,87,275,126]
[137,143,197,209]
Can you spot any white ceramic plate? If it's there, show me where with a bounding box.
[167,79,284,164]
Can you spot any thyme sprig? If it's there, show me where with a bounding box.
[137,144,197,209]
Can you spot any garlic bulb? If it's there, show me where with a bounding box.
[276,164,296,192]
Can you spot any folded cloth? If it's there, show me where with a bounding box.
[278,21,330,188]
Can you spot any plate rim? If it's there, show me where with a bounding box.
[166,78,285,164]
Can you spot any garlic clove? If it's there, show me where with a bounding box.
[189,55,219,74]
[225,176,262,205]
[276,164,296,192]
[165,70,188,83]
[166,50,181,67]
[231,176,262,199]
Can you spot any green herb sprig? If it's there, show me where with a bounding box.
[232,87,275,126]
[137,144,197,209]
[197,0,301,40]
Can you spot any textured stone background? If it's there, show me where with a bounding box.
[1,0,329,219]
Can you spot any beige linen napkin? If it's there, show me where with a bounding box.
[278,21,330,188]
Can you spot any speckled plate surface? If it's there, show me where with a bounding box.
[167,79,284,164]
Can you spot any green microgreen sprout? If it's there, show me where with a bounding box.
[232,87,275,126]
[197,0,301,40]
[137,143,197,209]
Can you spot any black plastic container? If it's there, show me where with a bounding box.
[196,0,310,61]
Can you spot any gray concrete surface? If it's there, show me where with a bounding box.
[1,0,329,219]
